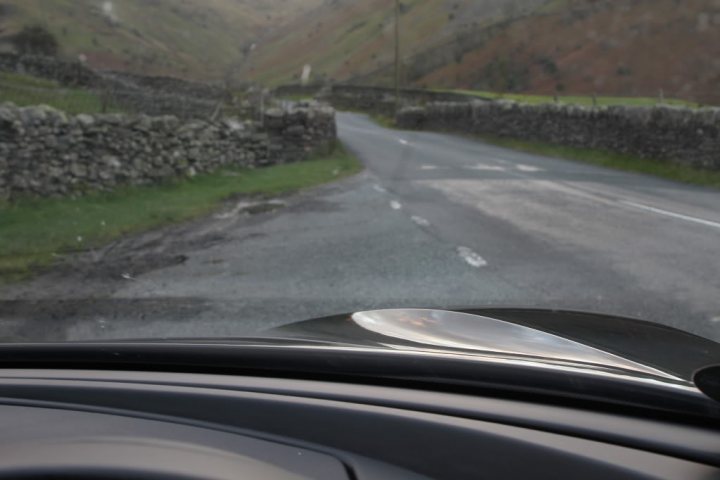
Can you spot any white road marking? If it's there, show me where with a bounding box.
[709,316,720,323]
[390,200,403,210]
[489,157,513,165]
[457,246,488,268]
[465,164,506,171]
[411,216,430,227]
[420,165,438,170]
[345,118,720,233]
[516,164,543,172]
[373,184,387,193]
[621,201,720,230]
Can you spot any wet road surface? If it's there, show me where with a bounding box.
[2,112,719,342]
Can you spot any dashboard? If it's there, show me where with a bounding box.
[0,368,718,479]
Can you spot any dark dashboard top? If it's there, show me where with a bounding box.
[1,309,719,423]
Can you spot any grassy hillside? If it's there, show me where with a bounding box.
[0,0,323,81]
[0,71,119,113]
[243,0,720,105]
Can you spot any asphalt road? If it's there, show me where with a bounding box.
[2,112,719,342]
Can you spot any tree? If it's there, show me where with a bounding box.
[11,25,59,56]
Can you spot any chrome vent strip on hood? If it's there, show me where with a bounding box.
[352,309,680,381]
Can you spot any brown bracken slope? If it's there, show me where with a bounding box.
[245,0,720,105]
[418,0,720,104]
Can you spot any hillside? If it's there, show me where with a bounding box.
[241,0,546,85]
[0,0,323,81]
[414,0,720,105]
[242,0,720,105]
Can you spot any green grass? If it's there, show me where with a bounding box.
[479,135,720,189]
[0,71,59,89]
[0,72,120,114]
[0,145,362,283]
[440,89,701,108]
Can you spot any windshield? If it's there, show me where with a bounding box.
[0,0,718,351]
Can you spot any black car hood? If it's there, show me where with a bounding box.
[268,308,720,385]
[2,308,720,420]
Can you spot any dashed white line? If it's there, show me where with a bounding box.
[411,216,430,227]
[373,184,387,193]
[457,246,488,268]
[516,164,543,172]
[488,156,513,165]
[621,201,720,230]
[398,138,409,145]
[390,200,403,210]
[420,165,438,170]
[465,164,506,171]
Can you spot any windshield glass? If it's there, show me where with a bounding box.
[0,0,718,349]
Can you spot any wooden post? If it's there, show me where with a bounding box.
[394,0,401,116]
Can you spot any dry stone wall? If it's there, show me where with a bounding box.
[0,53,100,87]
[275,84,487,116]
[0,54,225,120]
[100,71,227,102]
[97,71,227,119]
[0,102,336,200]
[397,101,720,171]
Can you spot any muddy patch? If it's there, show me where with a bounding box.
[1,194,289,300]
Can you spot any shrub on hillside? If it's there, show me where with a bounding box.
[11,25,59,56]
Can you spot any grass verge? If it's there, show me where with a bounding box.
[479,136,720,189]
[0,143,362,283]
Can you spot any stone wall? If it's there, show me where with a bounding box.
[275,84,487,116]
[0,54,225,120]
[0,102,336,199]
[0,53,99,87]
[397,101,720,171]
[274,84,325,98]
[101,88,220,120]
[99,71,227,102]
[96,71,228,120]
